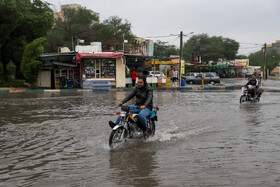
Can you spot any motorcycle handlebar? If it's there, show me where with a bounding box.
[119,104,159,111]
[119,105,140,112]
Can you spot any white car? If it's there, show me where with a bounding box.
[148,71,165,77]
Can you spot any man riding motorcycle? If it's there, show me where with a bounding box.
[245,73,260,98]
[109,76,153,134]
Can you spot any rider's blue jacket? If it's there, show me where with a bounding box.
[122,85,153,110]
[246,78,259,88]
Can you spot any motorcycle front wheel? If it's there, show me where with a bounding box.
[109,127,127,148]
[240,95,247,104]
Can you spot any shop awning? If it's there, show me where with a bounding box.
[76,53,124,62]
[150,60,180,65]
[43,61,77,68]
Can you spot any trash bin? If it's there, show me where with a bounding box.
[181,80,186,86]
[67,80,73,89]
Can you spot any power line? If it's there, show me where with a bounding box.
[169,36,180,46]
[144,34,177,38]
[143,32,193,39]
[239,46,262,49]
[239,42,263,45]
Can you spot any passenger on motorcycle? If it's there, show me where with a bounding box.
[245,74,259,98]
[109,76,153,134]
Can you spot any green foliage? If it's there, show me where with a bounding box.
[21,37,46,87]
[46,12,135,52]
[236,54,248,59]
[248,51,263,66]
[154,41,179,57]
[249,49,280,72]
[7,63,16,76]
[96,16,135,51]
[0,63,2,77]
[45,6,99,52]
[0,62,25,87]
[183,34,239,62]
[0,77,26,87]
[1,61,19,85]
[0,0,53,80]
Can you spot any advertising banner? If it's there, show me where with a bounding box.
[235,59,249,66]
[181,60,185,74]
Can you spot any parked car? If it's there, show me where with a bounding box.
[245,71,262,78]
[183,72,220,85]
[148,71,165,77]
[185,72,200,77]
[208,72,218,77]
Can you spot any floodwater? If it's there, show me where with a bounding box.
[1,85,280,186]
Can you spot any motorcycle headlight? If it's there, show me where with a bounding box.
[120,111,126,117]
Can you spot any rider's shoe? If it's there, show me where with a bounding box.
[109,121,116,128]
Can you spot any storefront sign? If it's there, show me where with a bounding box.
[235,59,249,66]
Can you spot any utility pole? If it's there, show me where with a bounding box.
[263,43,267,80]
[179,31,183,87]
[179,31,193,86]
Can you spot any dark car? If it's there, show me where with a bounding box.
[183,72,220,85]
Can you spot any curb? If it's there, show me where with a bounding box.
[2,85,279,93]
[25,89,44,93]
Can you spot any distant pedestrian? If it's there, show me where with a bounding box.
[131,69,137,87]
[172,68,178,86]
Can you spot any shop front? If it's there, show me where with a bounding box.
[39,52,79,89]
[76,53,126,88]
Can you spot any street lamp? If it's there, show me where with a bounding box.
[77,39,84,45]
[123,34,128,53]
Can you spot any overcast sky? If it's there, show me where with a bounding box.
[45,0,280,55]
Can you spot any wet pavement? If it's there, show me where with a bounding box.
[1,82,280,186]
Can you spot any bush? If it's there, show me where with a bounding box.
[7,63,16,76]
[0,78,26,87]
[21,37,46,88]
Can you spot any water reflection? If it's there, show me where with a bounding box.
[109,144,159,187]
[240,103,261,126]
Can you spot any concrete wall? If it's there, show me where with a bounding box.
[38,71,51,88]
[116,57,126,88]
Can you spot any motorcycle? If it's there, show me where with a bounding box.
[240,85,262,104]
[109,105,159,148]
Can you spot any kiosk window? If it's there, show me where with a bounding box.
[85,59,116,79]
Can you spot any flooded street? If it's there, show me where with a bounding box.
[1,86,280,186]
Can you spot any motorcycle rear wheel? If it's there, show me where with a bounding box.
[145,120,155,138]
[240,95,247,104]
[109,127,127,148]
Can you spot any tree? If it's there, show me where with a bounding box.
[183,34,239,62]
[21,37,46,87]
[45,6,99,52]
[0,0,53,80]
[154,41,179,57]
[236,54,248,59]
[249,49,280,72]
[96,16,135,51]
